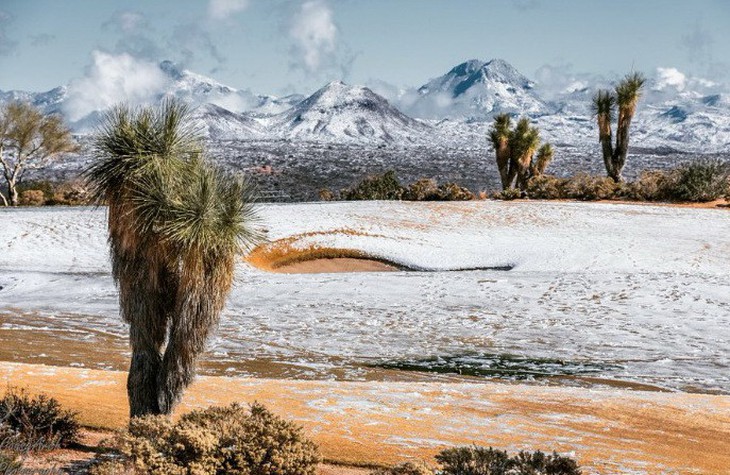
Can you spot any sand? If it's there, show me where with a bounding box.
[268,257,399,274]
[1,362,729,474]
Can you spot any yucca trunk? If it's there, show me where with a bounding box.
[515,148,537,191]
[596,113,616,181]
[610,104,636,182]
[157,251,235,414]
[495,139,511,190]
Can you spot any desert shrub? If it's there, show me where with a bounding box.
[436,446,511,475]
[342,170,404,201]
[438,183,475,201]
[371,461,434,475]
[525,175,568,199]
[509,450,581,475]
[87,458,134,475]
[318,188,335,201]
[48,180,92,205]
[18,189,46,206]
[0,451,22,475]
[403,178,441,201]
[663,159,730,202]
[491,188,523,201]
[436,446,581,475]
[564,174,618,201]
[616,170,670,201]
[116,402,319,475]
[0,387,80,450]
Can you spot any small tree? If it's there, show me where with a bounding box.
[592,72,645,182]
[488,116,552,191]
[0,102,76,206]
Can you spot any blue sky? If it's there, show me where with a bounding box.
[0,0,729,95]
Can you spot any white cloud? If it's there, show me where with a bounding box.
[209,0,250,20]
[64,51,169,121]
[654,67,687,92]
[289,0,337,73]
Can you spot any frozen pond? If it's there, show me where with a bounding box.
[1,202,728,394]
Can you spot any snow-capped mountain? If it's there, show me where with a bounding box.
[406,59,548,119]
[268,81,431,143]
[192,103,263,140]
[1,58,728,152]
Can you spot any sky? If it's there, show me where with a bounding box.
[0,0,729,97]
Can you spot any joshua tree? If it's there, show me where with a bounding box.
[508,118,541,190]
[489,115,552,191]
[86,99,260,416]
[0,102,76,206]
[488,113,512,189]
[592,72,645,182]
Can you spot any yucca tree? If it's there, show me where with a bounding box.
[531,143,554,177]
[86,99,260,416]
[592,72,645,182]
[507,118,541,190]
[488,113,512,189]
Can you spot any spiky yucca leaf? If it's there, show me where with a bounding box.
[534,143,554,176]
[488,113,512,149]
[615,72,646,108]
[591,90,615,121]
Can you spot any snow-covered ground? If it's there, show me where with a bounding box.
[0,202,728,394]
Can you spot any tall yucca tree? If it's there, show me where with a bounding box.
[507,118,541,190]
[592,72,645,182]
[488,113,512,189]
[86,99,260,416]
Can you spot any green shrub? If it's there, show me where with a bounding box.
[371,461,434,475]
[436,446,581,475]
[616,170,670,201]
[664,159,730,202]
[564,174,618,201]
[342,171,404,200]
[18,189,46,206]
[116,402,319,475]
[525,175,568,199]
[0,387,80,450]
[438,183,475,201]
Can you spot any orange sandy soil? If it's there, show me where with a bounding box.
[2,363,729,474]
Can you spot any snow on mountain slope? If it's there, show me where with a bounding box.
[192,103,264,140]
[408,59,548,119]
[268,81,432,143]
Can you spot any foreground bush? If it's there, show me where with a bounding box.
[525,175,568,200]
[0,387,80,450]
[115,402,319,475]
[341,171,475,201]
[664,158,730,202]
[436,446,581,475]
